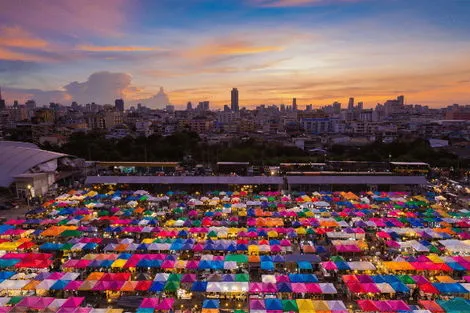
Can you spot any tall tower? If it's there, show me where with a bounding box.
[348,97,354,110]
[292,98,297,111]
[0,87,5,111]
[114,99,124,112]
[397,95,404,106]
[231,88,239,111]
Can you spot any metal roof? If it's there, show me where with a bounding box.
[0,141,67,187]
[85,176,283,185]
[286,175,427,185]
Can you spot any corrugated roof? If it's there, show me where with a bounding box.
[0,141,67,187]
[286,175,427,185]
[85,176,283,185]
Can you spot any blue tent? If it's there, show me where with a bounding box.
[265,299,283,310]
[297,261,313,270]
[50,280,71,290]
[277,282,293,292]
[191,281,207,292]
[434,283,468,294]
[149,281,165,292]
[261,261,275,270]
[390,281,409,293]
[203,299,220,309]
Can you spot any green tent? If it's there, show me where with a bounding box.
[330,255,345,262]
[98,210,110,217]
[438,298,470,313]
[225,254,248,263]
[235,273,250,282]
[207,230,218,238]
[192,220,202,227]
[164,281,180,292]
[282,300,298,311]
[397,275,415,284]
[60,242,74,250]
[60,230,83,237]
[167,273,182,282]
[8,296,23,305]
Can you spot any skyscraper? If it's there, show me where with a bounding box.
[231,88,239,111]
[115,99,124,112]
[397,95,405,106]
[348,97,354,110]
[186,102,193,111]
[0,87,5,111]
[292,98,297,111]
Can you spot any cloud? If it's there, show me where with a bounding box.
[0,0,131,37]
[63,71,132,104]
[0,26,48,49]
[183,39,283,61]
[76,45,161,52]
[0,60,38,73]
[250,0,360,7]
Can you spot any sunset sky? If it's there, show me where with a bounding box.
[0,0,469,109]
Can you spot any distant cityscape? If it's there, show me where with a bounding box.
[1,86,470,159]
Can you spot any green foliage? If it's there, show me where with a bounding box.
[47,134,466,168]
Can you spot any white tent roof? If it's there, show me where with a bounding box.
[0,141,68,187]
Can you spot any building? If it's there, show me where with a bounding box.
[231,88,239,111]
[190,116,212,133]
[292,98,297,111]
[0,141,82,197]
[348,97,354,110]
[197,101,210,112]
[115,99,124,112]
[0,87,5,111]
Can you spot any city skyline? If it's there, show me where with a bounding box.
[1,0,470,108]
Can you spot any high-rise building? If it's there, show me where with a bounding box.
[357,101,363,111]
[292,98,297,111]
[397,95,405,106]
[348,97,354,110]
[0,87,6,111]
[333,101,341,114]
[186,102,193,111]
[231,88,239,111]
[115,99,124,112]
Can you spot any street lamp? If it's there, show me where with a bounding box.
[26,184,32,207]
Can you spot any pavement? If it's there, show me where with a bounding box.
[0,203,32,219]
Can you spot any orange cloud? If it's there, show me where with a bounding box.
[0,26,48,49]
[251,0,359,7]
[184,40,282,59]
[76,44,159,52]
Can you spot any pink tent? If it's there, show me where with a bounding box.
[261,283,277,293]
[17,297,54,309]
[186,260,199,269]
[0,307,11,313]
[140,298,159,308]
[181,274,197,283]
[161,260,176,269]
[305,283,322,293]
[250,300,266,310]
[375,301,393,312]
[155,298,174,310]
[275,275,290,283]
[249,282,263,292]
[61,297,85,308]
[321,261,337,271]
[357,300,379,312]
[64,280,83,290]
[387,300,410,311]
[291,283,307,293]
[362,283,381,293]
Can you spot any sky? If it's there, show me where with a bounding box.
[0,0,470,109]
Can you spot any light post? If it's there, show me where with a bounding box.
[26,184,32,207]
